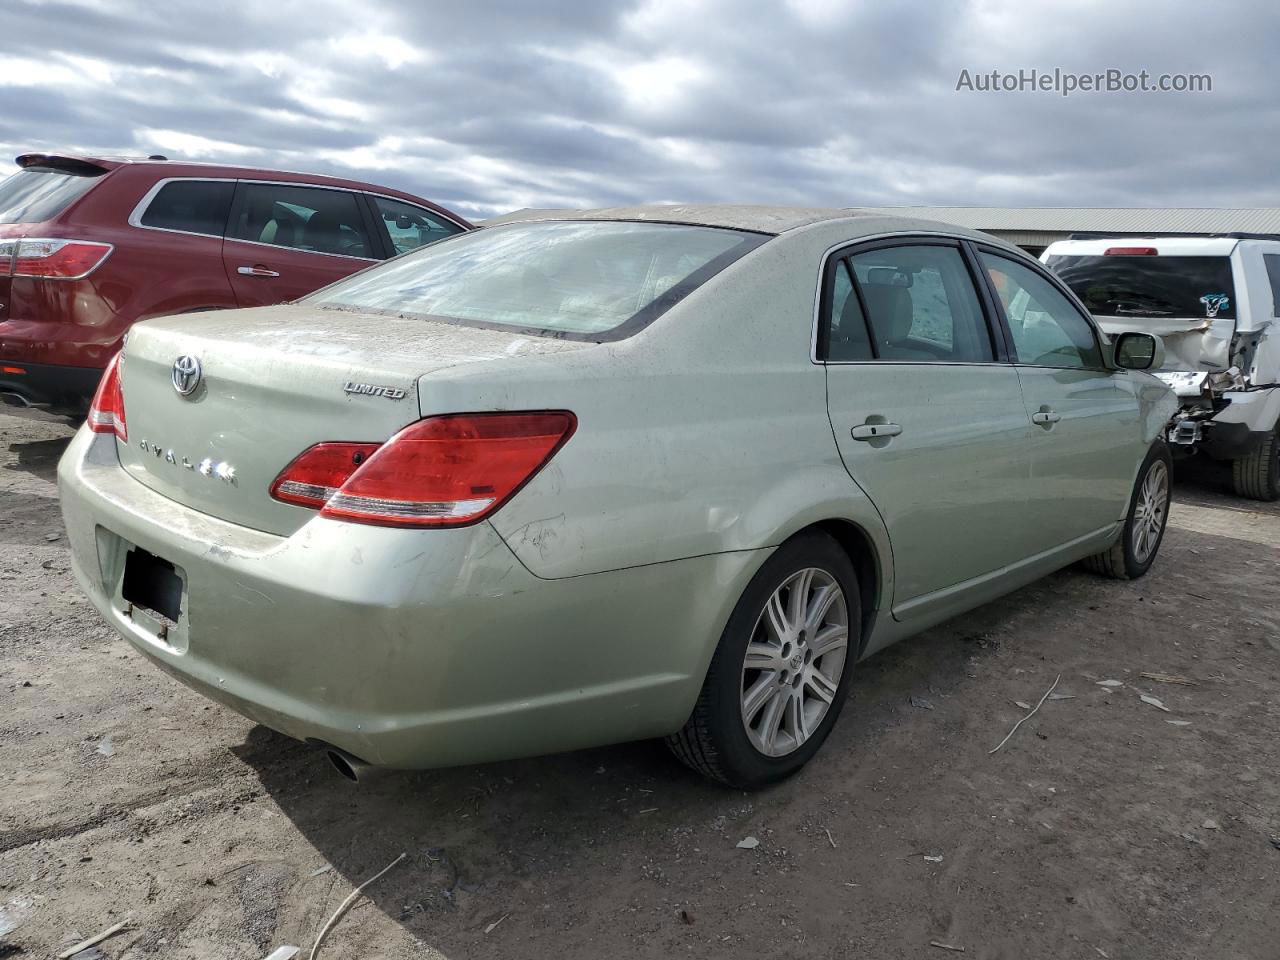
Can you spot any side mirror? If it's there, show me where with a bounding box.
[1114,332,1164,371]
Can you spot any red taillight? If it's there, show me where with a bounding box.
[1104,247,1158,256]
[270,411,577,528]
[1,365,26,375]
[10,239,113,278]
[87,354,126,441]
[269,442,382,508]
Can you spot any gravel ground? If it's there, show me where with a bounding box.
[1,407,1277,960]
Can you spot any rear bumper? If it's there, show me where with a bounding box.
[1173,386,1280,461]
[0,359,102,411]
[57,428,755,769]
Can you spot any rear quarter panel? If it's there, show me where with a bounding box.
[415,223,894,605]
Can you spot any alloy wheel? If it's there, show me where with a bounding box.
[740,567,849,758]
[1131,459,1170,564]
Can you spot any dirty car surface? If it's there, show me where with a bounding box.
[57,205,1178,788]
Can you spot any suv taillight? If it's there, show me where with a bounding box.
[270,411,576,528]
[7,238,113,278]
[87,353,126,441]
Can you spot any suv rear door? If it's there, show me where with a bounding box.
[222,181,380,307]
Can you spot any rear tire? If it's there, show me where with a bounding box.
[1231,425,1280,501]
[1082,443,1172,580]
[667,531,860,788]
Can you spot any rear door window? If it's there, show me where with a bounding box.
[822,259,874,361]
[372,196,463,255]
[844,244,994,362]
[138,180,234,236]
[0,167,104,223]
[230,183,374,259]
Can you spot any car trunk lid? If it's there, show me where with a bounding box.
[115,304,591,536]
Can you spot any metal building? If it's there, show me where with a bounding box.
[854,208,1280,256]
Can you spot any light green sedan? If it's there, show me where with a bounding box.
[58,207,1176,787]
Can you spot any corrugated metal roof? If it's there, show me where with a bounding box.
[852,207,1280,235]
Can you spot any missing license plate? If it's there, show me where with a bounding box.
[122,547,184,624]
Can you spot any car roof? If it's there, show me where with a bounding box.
[13,153,473,227]
[484,204,1004,240]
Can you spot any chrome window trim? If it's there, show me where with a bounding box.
[127,177,231,238]
[809,229,1017,367]
[236,179,471,232]
[127,177,470,251]
[222,235,379,263]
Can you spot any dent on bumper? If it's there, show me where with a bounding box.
[57,428,760,768]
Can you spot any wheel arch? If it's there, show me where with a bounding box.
[786,517,886,658]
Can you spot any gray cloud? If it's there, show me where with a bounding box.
[1,0,1275,218]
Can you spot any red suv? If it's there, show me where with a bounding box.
[0,153,472,412]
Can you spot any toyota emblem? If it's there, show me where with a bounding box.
[171,355,202,397]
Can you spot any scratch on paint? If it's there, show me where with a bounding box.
[232,581,276,606]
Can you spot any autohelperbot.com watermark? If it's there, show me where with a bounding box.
[955,68,1212,97]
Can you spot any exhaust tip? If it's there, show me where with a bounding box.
[326,749,360,783]
[1,392,31,408]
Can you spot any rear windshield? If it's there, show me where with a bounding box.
[0,167,104,224]
[1046,254,1237,320]
[308,220,768,340]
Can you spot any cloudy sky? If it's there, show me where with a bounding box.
[0,0,1274,219]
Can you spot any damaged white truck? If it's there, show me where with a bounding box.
[1043,236,1280,500]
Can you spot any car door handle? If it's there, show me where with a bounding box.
[851,422,903,441]
[237,265,280,278]
[1031,410,1062,426]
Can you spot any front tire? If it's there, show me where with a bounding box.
[1082,443,1172,580]
[1231,425,1280,501]
[667,531,860,788]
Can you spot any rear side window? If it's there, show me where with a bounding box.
[1047,254,1237,320]
[822,260,874,361]
[373,196,463,255]
[845,244,993,363]
[138,180,234,237]
[982,252,1103,369]
[1264,254,1280,317]
[230,183,374,259]
[0,167,104,224]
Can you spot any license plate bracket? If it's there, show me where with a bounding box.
[121,547,184,624]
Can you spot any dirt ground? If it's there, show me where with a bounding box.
[1,407,1277,960]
